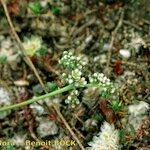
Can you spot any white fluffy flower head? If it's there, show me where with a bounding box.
[87,121,119,150]
[23,36,42,56]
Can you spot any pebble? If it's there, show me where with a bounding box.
[14,79,29,86]
[103,43,110,50]
[40,1,48,7]
[37,118,58,138]
[119,49,131,58]
[85,35,93,43]
[1,39,12,49]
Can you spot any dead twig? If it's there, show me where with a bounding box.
[73,126,86,140]
[123,20,142,31]
[106,8,124,72]
[53,105,85,150]
[142,19,150,25]
[0,0,47,93]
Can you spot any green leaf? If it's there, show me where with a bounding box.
[109,100,122,112]
[2,144,14,150]
[36,47,47,56]
[52,7,60,15]
[29,2,42,14]
[93,112,103,122]
[118,129,126,140]
[46,82,58,92]
[0,55,7,64]
[129,124,136,136]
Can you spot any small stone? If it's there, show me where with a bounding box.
[84,119,98,132]
[103,43,110,50]
[1,39,12,49]
[40,1,48,7]
[32,84,44,94]
[0,87,12,119]
[85,35,93,43]
[14,79,29,86]
[37,118,58,138]
[30,103,44,115]
[119,49,131,58]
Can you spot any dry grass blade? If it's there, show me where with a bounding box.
[53,105,85,150]
[106,8,124,73]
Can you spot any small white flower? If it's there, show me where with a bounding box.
[102,87,107,92]
[68,52,73,56]
[100,73,104,78]
[106,81,111,86]
[63,55,68,59]
[93,73,98,77]
[67,96,72,100]
[68,79,74,84]
[110,88,116,93]
[103,76,107,82]
[71,104,76,108]
[72,69,82,80]
[89,77,94,83]
[74,90,79,95]
[81,77,87,84]
[78,65,83,69]
[62,73,66,77]
[63,51,68,54]
[66,61,70,65]
[70,56,75,60]
[76,100,80,105]
[65,99,70,104]
[81,61,87,66]
[76,56,81,61]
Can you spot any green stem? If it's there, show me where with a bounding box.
[0,83,100,112]
[0,84,74,112]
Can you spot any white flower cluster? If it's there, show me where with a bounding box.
[23,36,42,57]
[62,69,87,87]
[65,90,80,108]
[89,73,110,85]
[59,51,87,70]
[60,51,87,87]
[89,73,116,95]
[87,121,119,150]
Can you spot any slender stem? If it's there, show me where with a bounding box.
[0,84,74,112]
[0,83,100,112]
